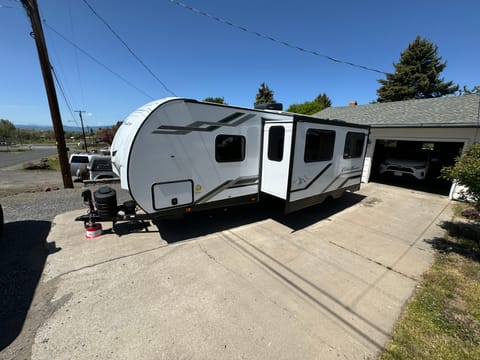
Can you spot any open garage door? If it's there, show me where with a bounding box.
[370,139,464,195]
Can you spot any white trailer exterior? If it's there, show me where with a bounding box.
[111,98,369,216]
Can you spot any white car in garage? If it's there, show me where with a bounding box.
[379,158,430,180]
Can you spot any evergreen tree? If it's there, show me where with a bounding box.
[462,85,480,95]
[377,36,458,102]
[254,82,275,106]
[314,93,332,108]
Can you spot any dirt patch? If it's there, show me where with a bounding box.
[0,166,64,198]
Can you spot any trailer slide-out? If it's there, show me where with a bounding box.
[76,97,369,225]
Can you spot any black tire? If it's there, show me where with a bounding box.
[0,203,3,239]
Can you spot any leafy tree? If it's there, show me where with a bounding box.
[203,97,227,104]
[0,119,16,140]
[254,82,275,106]
[287,92,332,115]
[287,101,324,115]
[441,144,480,209]
[96,121,122,145]
[314,93,332,108]
[377,36,459,102]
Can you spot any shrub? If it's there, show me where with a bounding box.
[441,144,480,208]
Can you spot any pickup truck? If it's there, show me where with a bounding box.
[87,155,117,180]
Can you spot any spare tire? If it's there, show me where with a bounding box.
[0,203,3,239]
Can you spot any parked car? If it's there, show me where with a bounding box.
[87,155,117,180]
[379,158,430,180]
[69,153,95,180]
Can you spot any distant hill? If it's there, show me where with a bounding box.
[15,124,112,132]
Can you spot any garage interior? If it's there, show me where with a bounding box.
[369,139,464,195]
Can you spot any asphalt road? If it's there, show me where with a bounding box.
[0,145,58,168]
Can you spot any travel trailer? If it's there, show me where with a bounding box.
[104,97,369,218]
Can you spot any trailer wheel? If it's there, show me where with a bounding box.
[332,190,345,199]
[0,203,4,239]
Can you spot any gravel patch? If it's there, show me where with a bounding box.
[1,183,132,223]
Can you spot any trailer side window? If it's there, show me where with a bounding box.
[304,129,335,162]
[343,132,366,159]
[215,134,246,162]
[268,126,285,162]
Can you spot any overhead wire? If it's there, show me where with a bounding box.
[0,0,20,8]
[42,16,80,125]
[81,0,176,96]
[44,21,155,100]
[68,0,85,109]
[51,65,80,128]
[168,0,387,75]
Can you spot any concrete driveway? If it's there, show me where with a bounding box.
[30,183,451,359]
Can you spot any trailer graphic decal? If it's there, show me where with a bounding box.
[290,163,332,193]
[195,176,259,204]
[336,175,362,189]
[321,170,363,193]
[152,113,256,135]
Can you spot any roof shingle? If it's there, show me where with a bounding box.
[315,95,480,127]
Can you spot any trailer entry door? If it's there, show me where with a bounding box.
[261,122,293,199]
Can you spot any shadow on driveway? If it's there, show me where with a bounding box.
[425,220,480,262]
[0,220,60,351]
[154,192,366,243]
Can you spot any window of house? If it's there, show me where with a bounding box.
[215,134,246,162]
[343,132,366,159]
[304,129,335,162]
[267,126,285,162]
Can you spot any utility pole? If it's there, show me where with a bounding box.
[75,110,88,152]
[21,0,73,188]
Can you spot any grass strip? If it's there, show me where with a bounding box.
[380,212,480,360]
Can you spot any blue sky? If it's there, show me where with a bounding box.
[1,0,479,127]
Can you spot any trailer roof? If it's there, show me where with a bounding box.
[187,99,370,130]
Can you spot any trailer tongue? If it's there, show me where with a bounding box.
[75,97,369,230]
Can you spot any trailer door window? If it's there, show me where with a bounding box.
[268,126,285,162]
[215,134,246,162]
[343,132,366,159]
[304,129,335,162]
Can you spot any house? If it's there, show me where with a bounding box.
[315,94,480,197]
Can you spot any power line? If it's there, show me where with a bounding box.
[81,0,176,96]
[44,21,155,100]
[68,0,85,110]
[50,64,80,128]
[0,0,20,8]
[169,0,387,75]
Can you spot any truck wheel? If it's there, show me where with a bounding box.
[0,204,4,239]
[78,165,89,181]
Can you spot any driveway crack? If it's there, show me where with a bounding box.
[327,240,418,281]
[53,243,176,280]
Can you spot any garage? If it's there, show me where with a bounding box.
[369,139,464,195]
[316,94,480,197]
